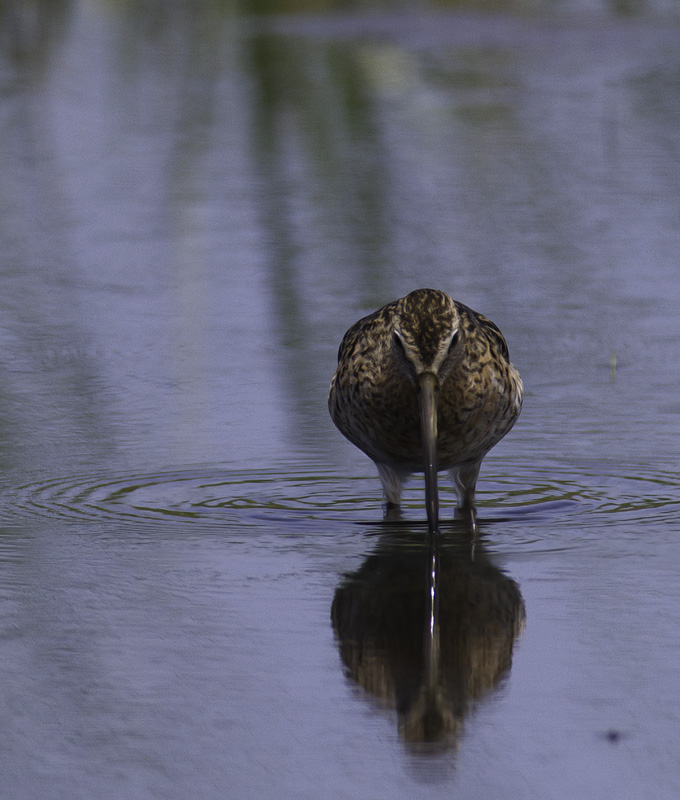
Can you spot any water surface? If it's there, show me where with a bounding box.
[1,1,680,797]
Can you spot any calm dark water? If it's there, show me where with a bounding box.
[1,1,680,798]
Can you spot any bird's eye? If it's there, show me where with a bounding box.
[448,330,460,353]
[392,331,405,352]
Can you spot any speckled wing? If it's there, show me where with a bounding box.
[334,299,398,364]
[456,302,510,361]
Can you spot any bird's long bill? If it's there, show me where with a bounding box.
[418,372,440,534]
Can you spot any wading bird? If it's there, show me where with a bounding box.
[329,289,523,533]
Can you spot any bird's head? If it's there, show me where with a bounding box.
[390,289,462,388]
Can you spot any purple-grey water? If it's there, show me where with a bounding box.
[1,1,680,797]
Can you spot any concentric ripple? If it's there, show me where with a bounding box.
[0,467,369,527]
[0,459,677,533]
[480,459,680,529]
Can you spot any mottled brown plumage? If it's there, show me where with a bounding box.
[329,289,523,531]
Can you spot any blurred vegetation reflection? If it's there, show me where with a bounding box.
[331,527,525,751]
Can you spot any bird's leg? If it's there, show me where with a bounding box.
[376,462,406,519]
[450,461,481,532]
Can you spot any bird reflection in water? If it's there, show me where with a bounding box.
[331,525,525,751]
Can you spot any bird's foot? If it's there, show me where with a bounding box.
[455,504,477,535]
[383,501,403,523]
